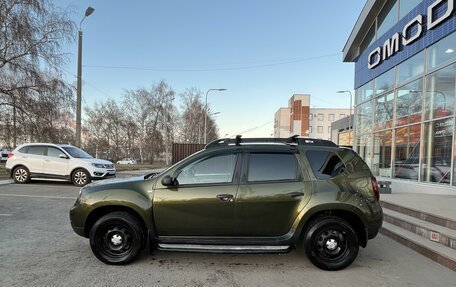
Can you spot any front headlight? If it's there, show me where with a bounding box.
[91,163,106,168]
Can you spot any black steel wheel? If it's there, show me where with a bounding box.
[89,211,145,265]
[72,169,91,187]
[304,216,359,271]
[13,166,30,184]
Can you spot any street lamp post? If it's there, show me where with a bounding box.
[204,88,227,144]
[337,90,353,147]
[76,7,95,147]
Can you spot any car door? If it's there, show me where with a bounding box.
[23,146,46,174]
[153,151,241,236]
[43,147,69,177]
[235,151,311,236]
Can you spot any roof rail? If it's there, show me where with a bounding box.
[204,135,337,149]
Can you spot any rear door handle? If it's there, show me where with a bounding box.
[288,191,304,197]
[216,194,234,202]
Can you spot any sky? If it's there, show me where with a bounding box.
[58,0,366,138]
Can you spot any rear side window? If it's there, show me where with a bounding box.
[248,153,299,182]
[306,150,345,179]
[18,146,28,153]
[27,146,46,156]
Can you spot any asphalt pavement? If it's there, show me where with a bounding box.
[0,180,455,287]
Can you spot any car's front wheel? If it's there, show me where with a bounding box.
[72,169,91,186]
[303,216,359,271]
[13,166,30,184]
[89,211,145,265]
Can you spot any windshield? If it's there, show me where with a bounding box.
[62,146,93,159]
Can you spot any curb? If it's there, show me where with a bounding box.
[0,179,13,185]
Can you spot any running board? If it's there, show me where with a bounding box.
[157,243,291,254]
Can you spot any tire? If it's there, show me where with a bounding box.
[13,166,31,184]
[303,216,359,271]
[72,169,91,187]
[89,211,145,265]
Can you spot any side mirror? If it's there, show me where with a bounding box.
[161,175,176,187]
[59,154,68,159]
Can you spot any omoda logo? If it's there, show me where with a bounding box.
[368,0,455,69]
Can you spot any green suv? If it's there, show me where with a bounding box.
[69,136,382,270]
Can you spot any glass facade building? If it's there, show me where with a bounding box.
[344,0,456,188]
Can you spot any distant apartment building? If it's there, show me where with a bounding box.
[274,94,350,141]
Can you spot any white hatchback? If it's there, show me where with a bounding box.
[5,143,116,186]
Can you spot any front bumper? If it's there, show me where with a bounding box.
[91,169,116,179]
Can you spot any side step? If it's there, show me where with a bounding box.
[157,243,291,254]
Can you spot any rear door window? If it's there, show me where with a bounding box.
[306,150,345,179]
[247,153,299,182]
[27,146,46,156]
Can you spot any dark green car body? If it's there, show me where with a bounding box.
[70,138,383,270]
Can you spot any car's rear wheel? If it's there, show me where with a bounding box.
[303,216,359,271]
[89,211,145,265]
[13,166,30,184]
[72,169,91,186]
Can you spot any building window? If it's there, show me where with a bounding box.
[373,130,392,177]
[327,126,331,133]
[427,32,456,72]
[394,124,420,181]
[356,101,372,135]
[397,50,424,85]
[377,0,398,38]
[317,126,323,133]
[318,114,324,121]
[374,92,394,131]
[375,69,395,95]
[396,79,423,126]
[357,80,374,104]
[422,118,453,184]
[309,114,313,121]
[425,63,456,121]
[339,114,345,119]
[399,0,421,18]
[309,126,313,133]
[329,114,335,122]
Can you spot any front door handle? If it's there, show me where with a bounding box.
[216,194,234,202]
[288,191,304,197]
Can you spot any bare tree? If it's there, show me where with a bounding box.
[0,0,75,146]
[176,88,219,144]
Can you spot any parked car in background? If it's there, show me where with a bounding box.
[1,148,11,162]
[70,136,382,270]
[6,143,116,186]
[116,158,137,165]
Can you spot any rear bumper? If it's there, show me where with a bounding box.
[367,209,383,239]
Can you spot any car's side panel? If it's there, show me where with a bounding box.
[153,184,238,236]
[235,181,311,236]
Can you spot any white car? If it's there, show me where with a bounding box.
[5,143,116,186]
[116,158,137,165]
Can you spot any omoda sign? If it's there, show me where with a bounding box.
[368,0,455,69]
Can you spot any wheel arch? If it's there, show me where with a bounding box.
[84,205,150,239]
[297,207,368,248]
[71,167,91,179]
[10,164,30,178]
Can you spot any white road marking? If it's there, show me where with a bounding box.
[0,214,13,216]
[0,194,75,200]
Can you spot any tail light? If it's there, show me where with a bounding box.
[371,176,380,201]
[7,153,13,158]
